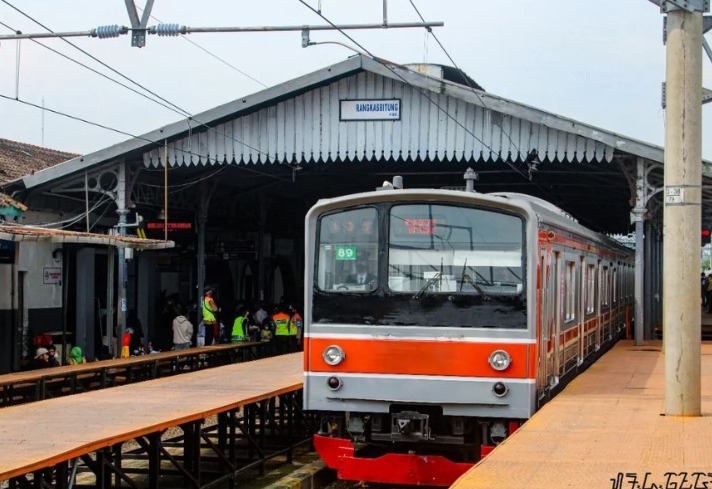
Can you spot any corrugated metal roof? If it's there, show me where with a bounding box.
[143,70,615,168]
[18,55,674,191]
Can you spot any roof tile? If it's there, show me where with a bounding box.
[0,138,78,185]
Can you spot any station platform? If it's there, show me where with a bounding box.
[0,352,305,487]
[451,340,712,489]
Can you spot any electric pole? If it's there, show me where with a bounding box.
[655,0,707,416]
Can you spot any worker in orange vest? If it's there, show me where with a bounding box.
[271,305,291,355]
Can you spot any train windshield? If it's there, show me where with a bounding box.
[317,207,379,292]
[313,202,526,329]
[388,204,523,297]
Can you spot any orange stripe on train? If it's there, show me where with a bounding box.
[306,338,533,379]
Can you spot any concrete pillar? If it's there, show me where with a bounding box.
[663,9,702,416]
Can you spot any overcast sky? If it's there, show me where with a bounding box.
[0,0,709,159]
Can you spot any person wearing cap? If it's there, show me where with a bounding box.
[31,347,50,370]
[202,287,219,346]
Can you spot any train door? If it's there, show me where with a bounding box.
[539,249,559,390]
[537,250,549,394]
[595,260,603,350]
[578,256,586,365]
[553,251,563,379]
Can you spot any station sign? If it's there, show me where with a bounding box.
[143,221,193,241]
[340,99,401,121]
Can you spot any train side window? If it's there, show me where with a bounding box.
[612,268,618,305]
[584,264,596,314]
[565,261,576,322]
[601,266,610,308]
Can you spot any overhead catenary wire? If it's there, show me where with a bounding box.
[295,0,529,181]
[1,0,274,163]
[0,94,292,185]
[0,20,186,117]
[1,0,191,119]
[406,0,524,168]
[296,0,602,228]
[134,6,267,89]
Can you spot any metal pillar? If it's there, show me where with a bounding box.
[197,181,209,309]
[632,158,648,345]
[662,6,703,416]
[257,195,268,302]
[116,163,129,357]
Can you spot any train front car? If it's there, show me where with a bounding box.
[303,188,538,486]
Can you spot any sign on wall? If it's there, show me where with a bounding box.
[340,99,401,121]
[42,267,62,285]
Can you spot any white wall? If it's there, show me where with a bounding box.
[17,242,63,309]
[0,265,13,309]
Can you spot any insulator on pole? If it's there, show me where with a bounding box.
[153,24,184,37]
[94,25,124,39]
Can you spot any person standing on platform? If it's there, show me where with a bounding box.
[231,306,250,342]
[253,302,268,328]
[272,305,292,355]
[703,272,709,308]
[172,308,194,350]
[288,305,303,351]
[196,321,206,347]
[202,287,219,346]
[120,327,134,358]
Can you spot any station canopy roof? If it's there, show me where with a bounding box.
[0,224,174,249]
[4,55,712,236]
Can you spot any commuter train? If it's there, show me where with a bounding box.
[303,173,634,486]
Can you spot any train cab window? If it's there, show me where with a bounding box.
[584,264,596,314]
[387,204,524,296]
[316,208,379,292]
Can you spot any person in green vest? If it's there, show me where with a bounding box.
[232,306,250,342]
[202,287,219,345]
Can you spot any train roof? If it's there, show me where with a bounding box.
[311,186,631,254]
[487,191,630,253]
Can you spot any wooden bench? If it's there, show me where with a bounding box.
[0,342,265,407]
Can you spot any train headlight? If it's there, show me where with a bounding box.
[488,350,511,371]
[323,345,345,366]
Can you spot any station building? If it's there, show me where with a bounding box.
[1,54,702,372]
